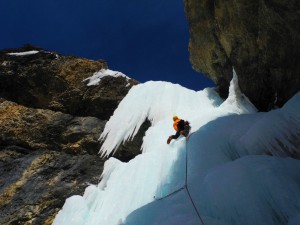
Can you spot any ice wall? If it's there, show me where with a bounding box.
[52,72,298,225]
[125,92,300,225]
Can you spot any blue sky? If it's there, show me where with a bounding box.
[0,0,214,90]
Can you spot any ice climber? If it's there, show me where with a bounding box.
[167,116,190,144]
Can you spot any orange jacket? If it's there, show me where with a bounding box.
[173,118,182,131]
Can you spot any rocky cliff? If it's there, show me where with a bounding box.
[0,45,137,120]
[0,45,142,225]
[184,0,300,111]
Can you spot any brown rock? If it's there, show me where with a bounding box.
[0,45,138,120]
[184,0,300,110]
[0,99,146,224]
[0,149,104,225]
[0,99,105,155]
[0,45,146,224]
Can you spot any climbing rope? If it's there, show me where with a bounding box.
[185,133,205,225]
[155,133,205,225]
[154,186,185,200]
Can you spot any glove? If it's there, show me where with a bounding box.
[167,136,172,144]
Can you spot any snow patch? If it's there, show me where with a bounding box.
[7,50,39,56]
[83,69,131,86]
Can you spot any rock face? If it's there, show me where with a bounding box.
[0,99,105,155]
[184,0,300,110]
[0,149,104,225]
[0,45,138,120]
[0,45,143,224]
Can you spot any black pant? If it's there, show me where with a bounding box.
[171,124,190,140]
